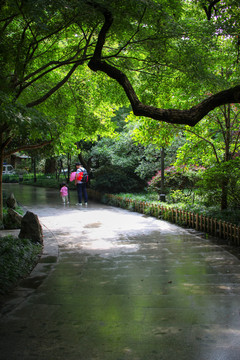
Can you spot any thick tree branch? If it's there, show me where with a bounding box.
[4,140,52,157]
[16,57,86,98]
[23,27,93,106]
[26,62,81,107]
[88,4,240,127]
[1,136,12,153]
[203,0,221,20]
[182,126,220,163]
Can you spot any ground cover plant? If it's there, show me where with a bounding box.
[101,191,240,227]
[0,235,41,295]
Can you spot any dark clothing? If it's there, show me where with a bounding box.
[77,183,88,204]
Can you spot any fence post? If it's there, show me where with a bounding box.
[200,214,203,231]
[226,222,229,240]
[196,213,199,231]
[219,220,222,239]
[229,223,233,243]
[210,217,213,235]
[214,218,217,237]
[223,221,226,239]
[206,216,209,233]
[234,225,237,245]
[192,212,194,228]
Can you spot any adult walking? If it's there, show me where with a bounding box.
[75,162,88,205]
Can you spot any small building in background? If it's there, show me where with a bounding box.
[4,153,31,169]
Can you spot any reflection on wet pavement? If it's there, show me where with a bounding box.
[1,184,240,360]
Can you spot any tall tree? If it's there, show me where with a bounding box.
[174,104,240,209]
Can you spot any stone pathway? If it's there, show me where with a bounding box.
[1,184,240,359]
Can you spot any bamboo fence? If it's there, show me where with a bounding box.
[88,189,240,246]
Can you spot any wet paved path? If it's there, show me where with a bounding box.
[1,184,240,359]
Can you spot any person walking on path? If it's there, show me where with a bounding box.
[75,162,88,206]
[59,183,69,204]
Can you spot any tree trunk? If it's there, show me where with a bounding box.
[221,179,228,210]
[0,153,3,222]
[220,104,231,210]
[67,153,71,183]
[33,158,37,182]
[45,158,56,174]
[161,148,165,197]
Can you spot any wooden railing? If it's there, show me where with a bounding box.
[88,189,240,246]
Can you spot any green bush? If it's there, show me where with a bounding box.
[2,174,18,183]
[91,165,146,194]
[1,206,24,230]
[196,159,240,209]
[148,166,204,193]
[0,235,41,294]
[168,189,193,204]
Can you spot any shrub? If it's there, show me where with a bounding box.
[148,165,204,193]
[196,159,240,209]
[2,206,24,230]
[91,165,146,194]
[2,174,18,183]
[0,235,41,294]
[168,189,192,204]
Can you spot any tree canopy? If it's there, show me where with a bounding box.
[1,0,240,129]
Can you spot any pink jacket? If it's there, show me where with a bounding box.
[60,186,68,196]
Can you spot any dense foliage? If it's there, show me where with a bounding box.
[196,159,240,209]
[0,236,41,295]
[148,165,205,193]
[90,165,145,194]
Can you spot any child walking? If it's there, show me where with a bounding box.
[60,183,69,204]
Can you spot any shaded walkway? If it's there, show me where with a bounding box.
[1,184,240,359]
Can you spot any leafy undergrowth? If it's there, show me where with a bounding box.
[104,192,240,226]
[2,206,24,230]
[0,235,42,295]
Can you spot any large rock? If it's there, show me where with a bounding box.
[7,208,23,228]
[19,211,43,244]
[6,193,17,209]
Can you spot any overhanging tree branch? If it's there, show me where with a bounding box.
[23,26,94,106]
[88,2,240,127]
[181,126,220,163]
[26,62,81,107]
[4,139,52,157]
[1,136,12,153]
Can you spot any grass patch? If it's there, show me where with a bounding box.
[0,235,42,295]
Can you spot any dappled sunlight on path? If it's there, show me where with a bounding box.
[1,184,240,360]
